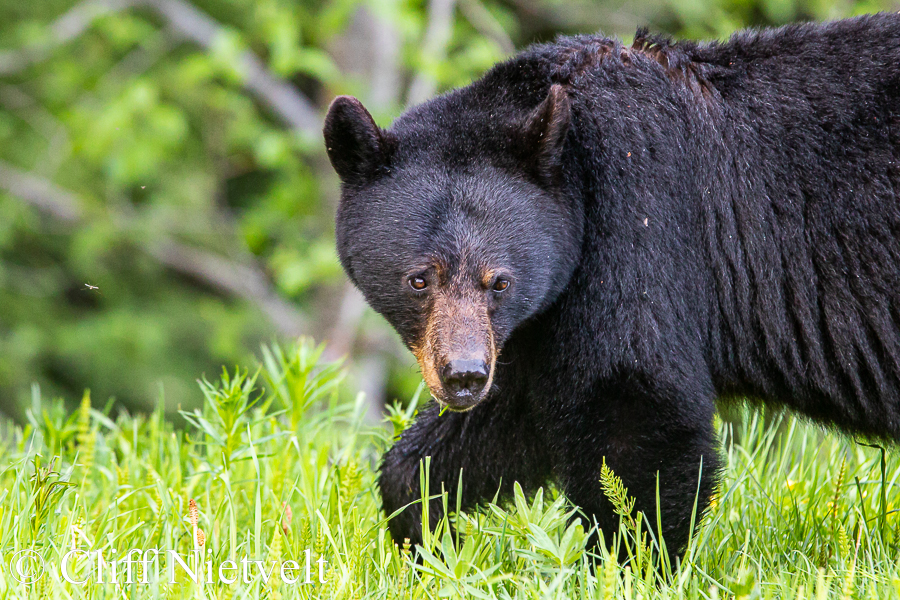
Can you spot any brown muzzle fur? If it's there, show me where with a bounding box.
[414,287,496,410]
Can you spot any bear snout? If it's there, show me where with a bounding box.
[440,358,490,402]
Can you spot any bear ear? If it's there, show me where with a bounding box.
[518,84,571,184]
[323,96,394,185]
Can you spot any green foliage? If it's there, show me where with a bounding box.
[75,389,96,471]
[599,458,636,524]
[599,457,654,577]
[180,366,267,471]
[1,341,900,597]
[383,381,427,440]
[260,339,343,430]
[27,455,74,542]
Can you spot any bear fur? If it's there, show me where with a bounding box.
[323,13,900,560]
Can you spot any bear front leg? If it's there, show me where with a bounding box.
[380,397,551,550]
[550,376,720,567]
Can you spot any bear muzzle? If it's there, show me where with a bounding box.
[414,287,498,411]
[416,342,496,411]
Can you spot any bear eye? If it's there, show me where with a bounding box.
[492,278,510,293]
[409,276,428,291]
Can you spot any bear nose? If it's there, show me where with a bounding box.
[440,359,489,398]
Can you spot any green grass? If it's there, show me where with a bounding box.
[2,339,900,599]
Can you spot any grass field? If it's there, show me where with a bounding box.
[1,339,899,599]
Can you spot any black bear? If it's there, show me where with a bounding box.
[323,13,900,561]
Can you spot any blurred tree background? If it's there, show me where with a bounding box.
[0,0,895,421]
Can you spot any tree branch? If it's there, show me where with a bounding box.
[459,0,515,56]
[0,0,320,136]
[0,161,82,222]
[146,240,306,336]
[144,0,320,135]
[0,159,306,337]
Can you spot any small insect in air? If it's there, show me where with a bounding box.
[84,283,101,293]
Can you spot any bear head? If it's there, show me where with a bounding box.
[323,84,583,411]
